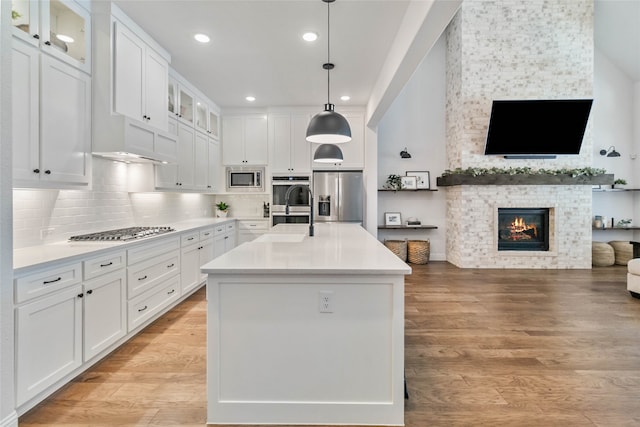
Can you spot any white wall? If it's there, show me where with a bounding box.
[0,1,18,425]
[592,47,639,241]
[377,35,447,261]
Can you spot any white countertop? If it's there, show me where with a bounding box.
[14,218,235,272]
[201,223,412,275]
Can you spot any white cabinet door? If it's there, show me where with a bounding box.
[16,284,83,406]
[144,48,169,131]
[213,233,226,259]
[222,115,268,165]
[12,39,40,183]
[177,123,196,188]
[195,99,209,134]
[270,114,292,173]
[291,114,311,173]
[244,115,268,165]
[113,21,144,122]
[194,131,209,190]
[222,116,244,165]
[40,54,91,184]
[83,270,127,361]
[208,109,220,140]
[199,238,215,281]
[180,242,201,295]
[208,138,220,191]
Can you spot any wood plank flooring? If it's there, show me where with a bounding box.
[20,262,640,426]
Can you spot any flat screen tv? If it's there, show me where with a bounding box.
[484,99,593,158]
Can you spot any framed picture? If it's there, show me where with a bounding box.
[406,171,430,189]
[400,176,417,190]
[385,212,402,226]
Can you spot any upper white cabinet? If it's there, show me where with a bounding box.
[11,0,91,74]
[168,71,221,140]
[312,112,365,170]
[156,122,196,189]
[12,40,91,188]
[222,115,268,165]
[269,113,311,174]
[114,20,168,131]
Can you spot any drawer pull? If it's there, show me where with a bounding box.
[138,275,148,281]
[86,289,93,295]
[77,293,84,298]
[138,305,148,312]
[203,232,211,236]
[187,237,195,241]
[167,289,176,295]
[100,262,113,267]
[43,277,62,285]
[167,263,175,268]
[224,236,229,240]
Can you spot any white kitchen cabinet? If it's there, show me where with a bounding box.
[222,115,268,165]
[16,284,83,406]
[208,138,221,191]
[194,131,210,191]
[11,0,91,74]
[12,38,91,188]
[83,270,127,361]
[180,228,215,295]
[155,122,196,189]
[213,222,237,258]
[237,219,269,244]
[209,109,220,140]
[269,113,311,174]
[312,112,365,170]
[113,19,168,131]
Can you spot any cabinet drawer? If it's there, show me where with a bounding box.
[127,236,180,266]
[83,251,126,281]
[127,251,180,298]
[181,231,200,246]
[214,224,226,236]
[239,220,268,230]
[226,222,236,232]
[199,228,214,240]
[15,262,82,304]
[127,275,181,332]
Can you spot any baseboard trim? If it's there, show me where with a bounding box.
[1,411,18,427]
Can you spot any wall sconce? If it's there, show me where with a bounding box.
[400,147,412,159]
[599,146,621,157]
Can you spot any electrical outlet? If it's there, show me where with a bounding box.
[40,227,55,239]
[319,291,333,313]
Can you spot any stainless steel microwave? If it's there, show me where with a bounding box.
[226,167,264,192]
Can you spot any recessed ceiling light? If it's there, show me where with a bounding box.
[245,96,256,102]
[56,34,74,43]
[302,32,318,42]
[340,95,351,101]
[194,33,210,43]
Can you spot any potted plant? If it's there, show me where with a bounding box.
[613,178,627,189]
[215,201,229,218]
[385,174,403,191]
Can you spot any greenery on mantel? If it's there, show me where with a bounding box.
[441,167,607,178]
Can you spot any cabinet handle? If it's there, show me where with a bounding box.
[44,41,51,46]
[86,289,93,295]
[138,275,148,281]
[44,170,51,174]
[43,277,62,285]
[77,293,84,298]
[33,34,40,39]
[175,113,179,116]
[167,263,175,268]
[147,116,151,121]
[138,305,148,312]
[224,236,229,240]
[143,115,148,120]
[100,262,113,267]
[187,237,194,241]
[33,168,40,174]
[203,232,210,236]
[198,246,203,250]
[167,289,175,295]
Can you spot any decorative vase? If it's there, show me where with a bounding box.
[216,209,228,218]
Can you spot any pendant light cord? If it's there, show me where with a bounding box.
[327,0,330,105]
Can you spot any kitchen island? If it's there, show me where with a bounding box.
[201,223,411,425]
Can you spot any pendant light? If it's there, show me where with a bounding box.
[307,0,351,146]
[313,143,344,163]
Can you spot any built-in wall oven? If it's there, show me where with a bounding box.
[271,175,311,227]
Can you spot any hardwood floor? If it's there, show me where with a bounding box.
[20,262,640,426]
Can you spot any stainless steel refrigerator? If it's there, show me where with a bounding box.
[313,171,364,223]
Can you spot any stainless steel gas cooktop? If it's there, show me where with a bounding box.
[69,226,175,242]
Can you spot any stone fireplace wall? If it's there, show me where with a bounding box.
[444,0,594,268]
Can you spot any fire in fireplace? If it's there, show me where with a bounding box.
[498,208,550,251]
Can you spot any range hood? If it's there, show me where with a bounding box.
[92,117,178,164]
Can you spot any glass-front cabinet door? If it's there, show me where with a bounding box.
[209,110,219,140]
[178,86,194,124]
[11,0,90,73]
[195,101,208,133]
[168,78,178,116]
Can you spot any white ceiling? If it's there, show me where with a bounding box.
[111,0,639,112]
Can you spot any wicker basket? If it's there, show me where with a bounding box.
[384,240,407,261]
[608,240,633,266]
[407,240,430,264]
[592,241,615,267]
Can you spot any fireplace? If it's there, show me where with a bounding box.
[497,208,550,251]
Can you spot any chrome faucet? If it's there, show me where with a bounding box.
[285,184,314,237]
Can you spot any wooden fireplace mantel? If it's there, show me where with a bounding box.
[436,173,614,187]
